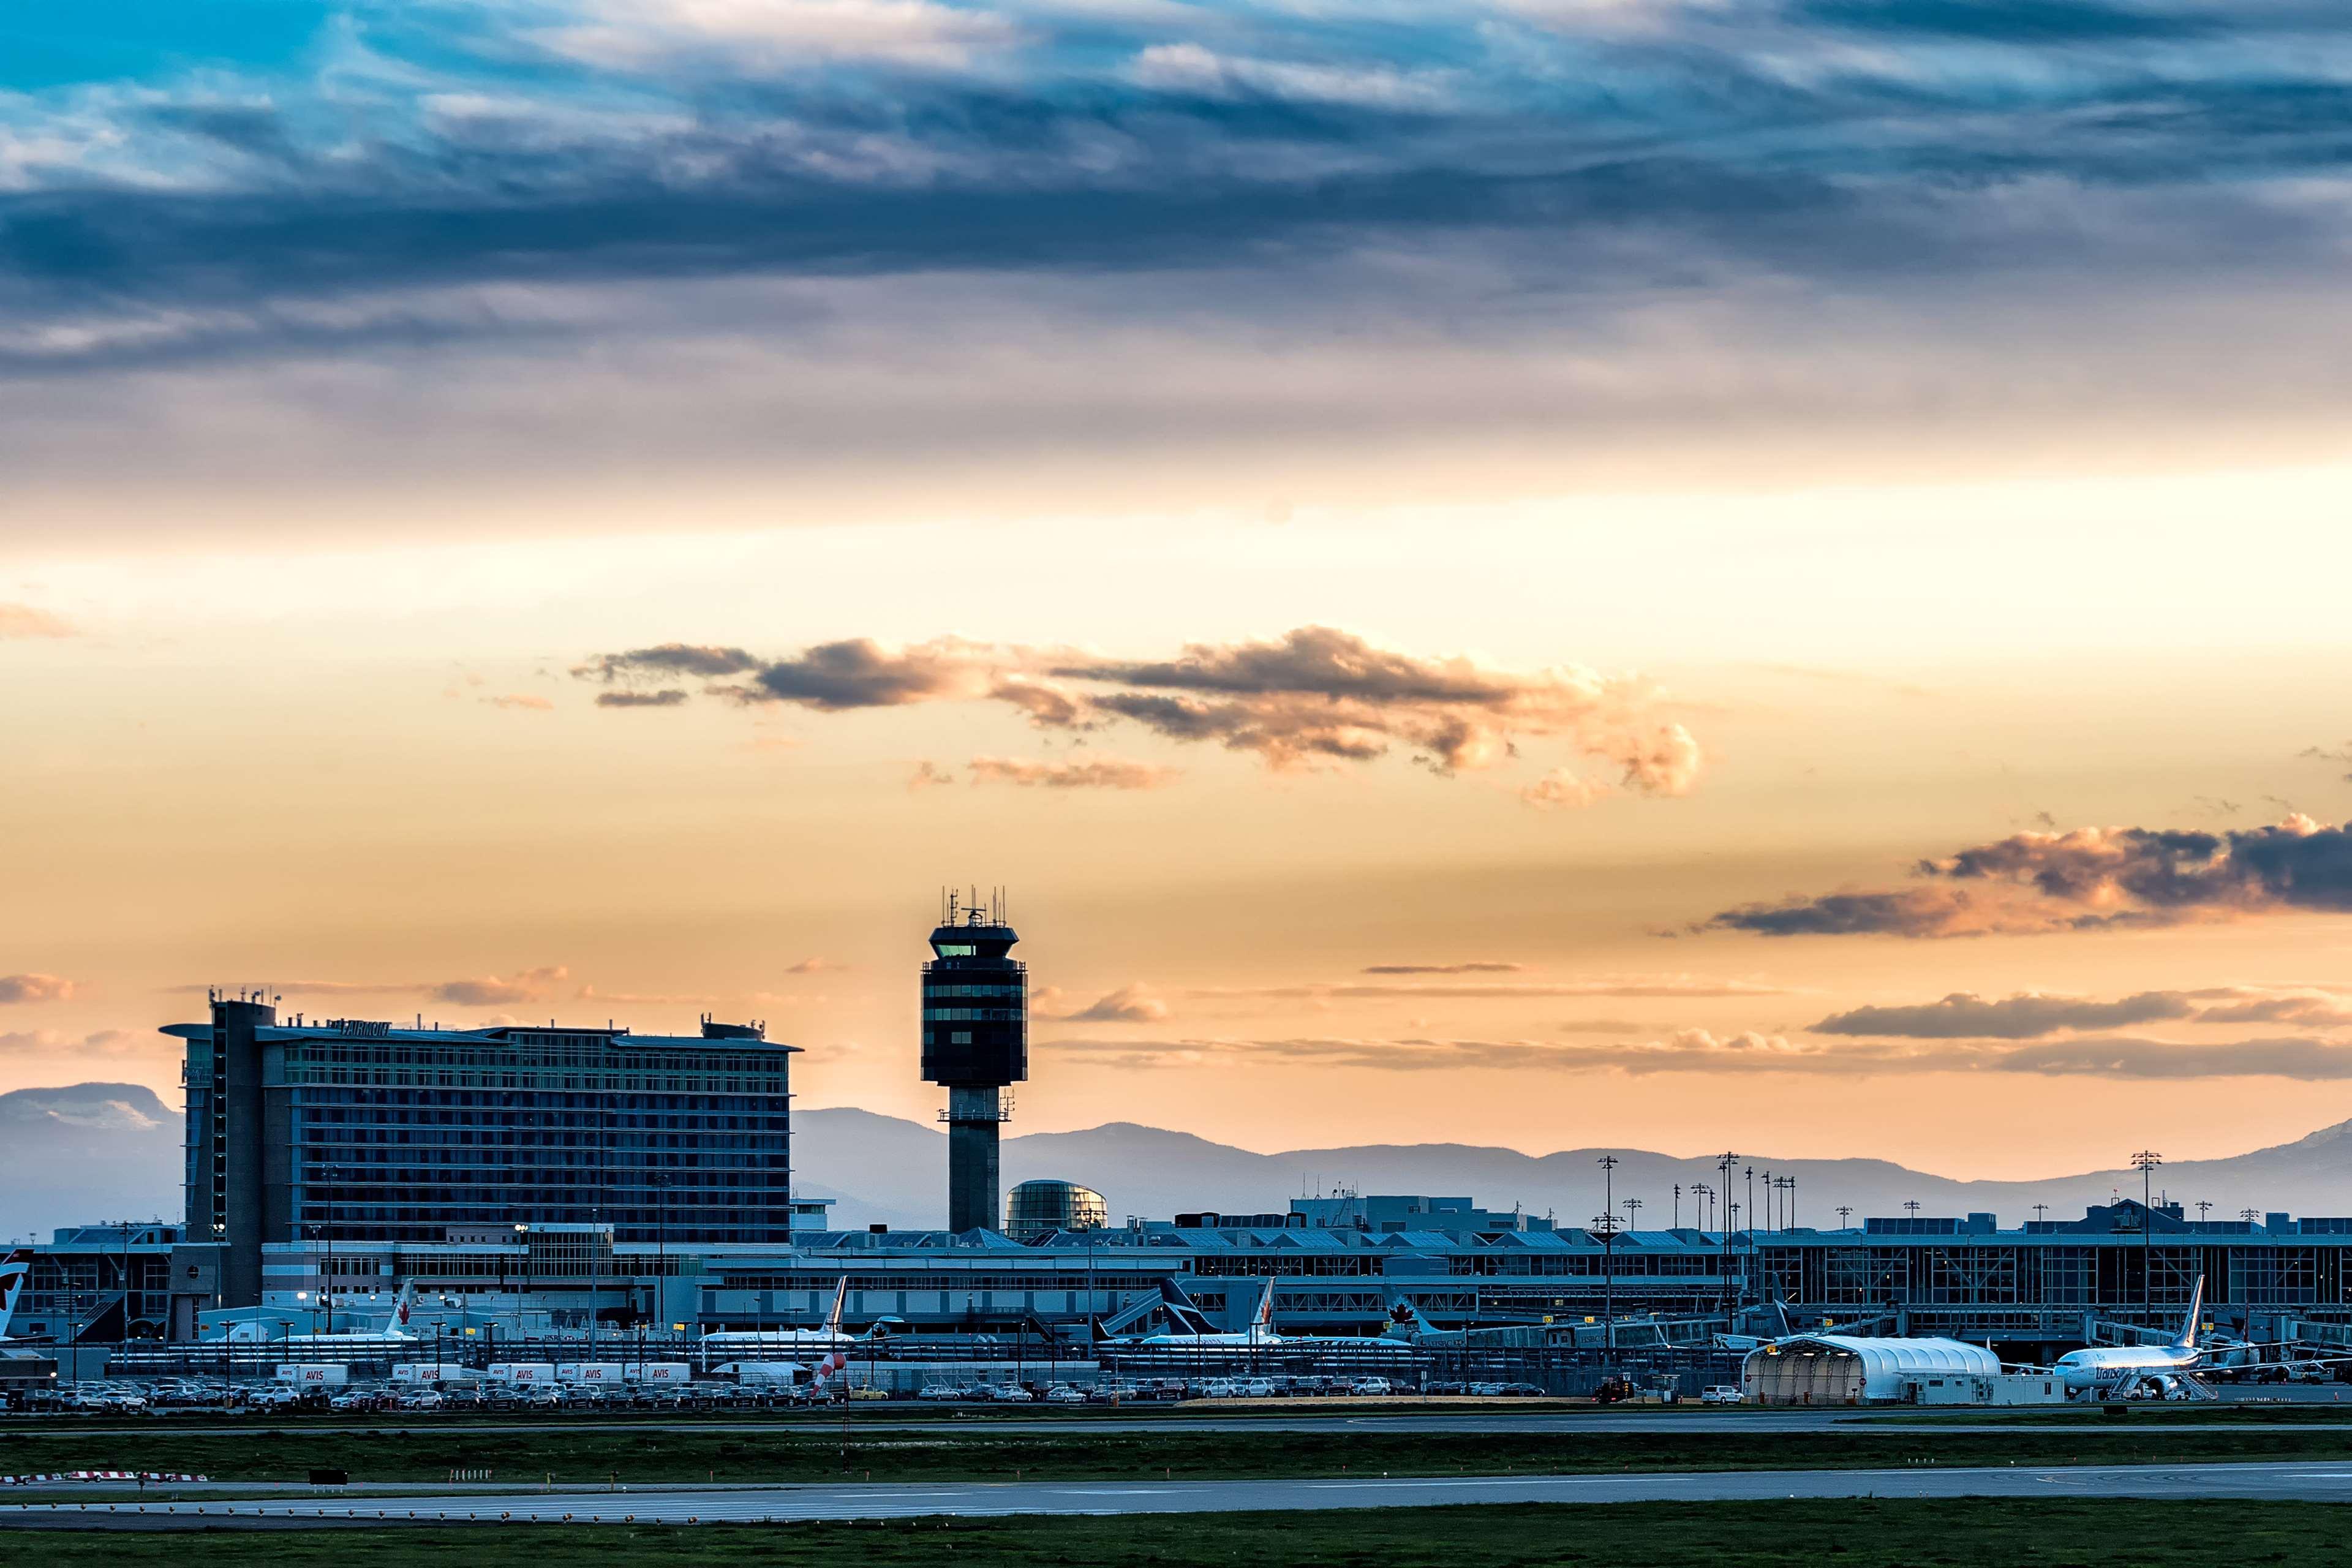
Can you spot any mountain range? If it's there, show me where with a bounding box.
[9,1082,2352,1239]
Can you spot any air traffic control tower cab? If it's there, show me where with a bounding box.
[922,889,1027,1234]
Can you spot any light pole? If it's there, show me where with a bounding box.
[651,1172,671,1348]
[1673,1185,1682,1230]
[1714,1152,1738,1317]
[1591,1209,1621,1368]
[1836,1205,1853,1231]
[1762,1169,1774,1234]
[1744,1166,1757,1297]
[1778,1176,1796,1233]
[1624,1197,1642,1231]
[513,1224,528,1349]
[2033,1204,2048,1225]
[2196,1200,2212,1223]
[2133,1150,2163,1324]
[1903,1200,1921,1219]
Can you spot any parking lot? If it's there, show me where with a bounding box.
[8,1371,1559,1419]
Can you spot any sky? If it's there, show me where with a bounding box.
[9,0,2352,1183]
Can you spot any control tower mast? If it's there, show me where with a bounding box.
[921,888,1027,1234]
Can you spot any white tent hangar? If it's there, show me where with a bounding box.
[1741,1335,2000,1405]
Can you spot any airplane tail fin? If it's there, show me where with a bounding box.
[0,1250,31,1341]
[1158,1277,1218,1336]
[393,1277,417,1335]
[1253,1277,1276,1332]
[824,1277,848,1335]
[2175,1275,2206,1351]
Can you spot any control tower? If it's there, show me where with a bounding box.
[921,889,1027,1234]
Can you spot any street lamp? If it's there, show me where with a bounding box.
[2133,1150,2163,1323]
[1591,1208,1622,1368]
[1714,1153,1739,1316]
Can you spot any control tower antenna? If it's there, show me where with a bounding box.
[921,889,1027,1234]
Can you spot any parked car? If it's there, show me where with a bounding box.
[1043,1384,1086,1405]
[1700,1385,1743,1405]
[1200,1379,1238,1398]
[1354,1378,1394,1397]
[916,1383,960,1402]
[989,1384,1035,1403]
[1238,1378,1277,1398]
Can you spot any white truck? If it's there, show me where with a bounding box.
[274,1363,349,1389]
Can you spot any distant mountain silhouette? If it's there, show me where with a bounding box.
[14,1085,2352,1238]
[799,1109,2352,1233]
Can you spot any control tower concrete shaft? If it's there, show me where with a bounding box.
[921,890,1027,1234]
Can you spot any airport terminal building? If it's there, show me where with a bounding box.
[23,979,2352,1369]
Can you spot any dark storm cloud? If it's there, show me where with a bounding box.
[1362,962,1524,975]
[1702,817,2352,937]
[594,688,689,707]
[1812,990,2195,1038]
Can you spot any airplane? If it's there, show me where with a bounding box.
[210,1278,422,1349]
[2048,1276,2217,1399]
[1093,1278,1284,1351]
[0,1249,31,1340]
[696,1278,903,1356]
[1095,1278,1423,1365]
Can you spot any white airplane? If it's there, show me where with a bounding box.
[1099,1278,1413,1357]
[0,1249,31,1340]
[209,1278,420,1349]
[697,1278,901,1356]
[2050,1277,2214,1398]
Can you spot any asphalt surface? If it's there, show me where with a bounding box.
[13,1462,2352,1528]
[15,1408,2352,1439]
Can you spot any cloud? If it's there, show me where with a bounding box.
[1812,990,2196,1039]
[2302,742,2352,782]
[1361,962,1523,975]
[483,693,554,711]
[576,984,715,1006]
[581,625,1702,795]
[2190,990,2352,1028]
[1126,43,1453,110]
[597,688,688,708]
[1522,768,1610,810]
[1703,816,2352,937]
[966,755,1179,790]
[1192,973,1787,1001]
[0,605,74,639]
[907,761,956,791]
[0,974,75,1003]
[575,645,764,683]
[534,0,1023,74]
[431,966,570,1006]
[1049,982,1171,1023]
[1046,1028,2352,1081]
[0,1029,153,1068]
[786,958,846,974]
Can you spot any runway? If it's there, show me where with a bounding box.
[13,1462,2352,1528]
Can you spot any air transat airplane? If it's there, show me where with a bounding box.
[697,1277,902,1355]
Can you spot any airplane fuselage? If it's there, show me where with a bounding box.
[2052,1344,2201,1392]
